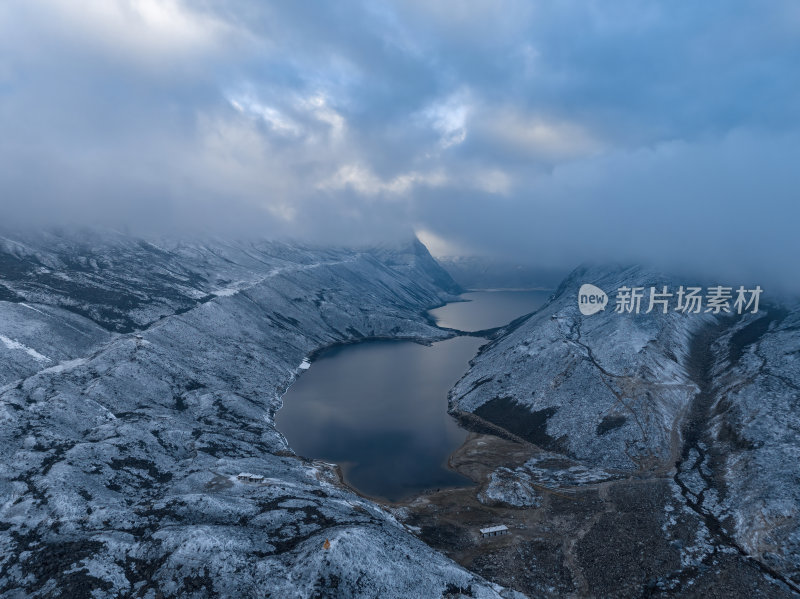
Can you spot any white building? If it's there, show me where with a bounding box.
[237,472,265,484]
[479,525,509,538]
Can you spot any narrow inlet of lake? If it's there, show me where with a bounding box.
[276,290,549,502]
[428,289,552,332]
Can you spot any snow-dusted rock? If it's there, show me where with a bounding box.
[0,230,517,598]
[451,265,712,471]
[451,263,800,589]
[706,306,800,582]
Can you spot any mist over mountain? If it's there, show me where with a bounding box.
[436,256,567,290]
[1,2,799,596]
[1,1,799,290]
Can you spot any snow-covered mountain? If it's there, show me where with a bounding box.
[450,265,712,471]
[0,230,520,598]
[704,307,800,582]
[449,264,800,594]
[3,232,798,597]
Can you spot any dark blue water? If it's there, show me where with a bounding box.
[276,291,548,502]
[429,289,551,332]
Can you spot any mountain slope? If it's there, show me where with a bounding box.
[449,264,800,594]
[450,264,712,472]
[703,307,800,582]
[0,230,516,599]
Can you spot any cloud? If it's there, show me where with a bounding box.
[0,0,798,291]
[416,128,800,293]
[418,90,471,149]
[7,0,234,72]
[228,95,303,138]
[475,108,602,162]
[320,164,448,196]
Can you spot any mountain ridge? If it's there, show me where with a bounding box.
[0,230,518,599]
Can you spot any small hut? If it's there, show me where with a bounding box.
[479,525,509,539]
[237,472,265,484]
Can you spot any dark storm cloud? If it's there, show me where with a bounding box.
[0,0,798,290]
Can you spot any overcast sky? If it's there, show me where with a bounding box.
[1,1,798,288]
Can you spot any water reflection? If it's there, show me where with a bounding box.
[277,336,483,501]
[277,291,550,502]
[429,289,551,332]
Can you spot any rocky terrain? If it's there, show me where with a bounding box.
[3,232,798,599]
[451,265,712,472]
[0,230,519,598]
[444,264,800,597]
[704,307,800,582]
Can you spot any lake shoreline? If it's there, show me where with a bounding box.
[276,290,550,502]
